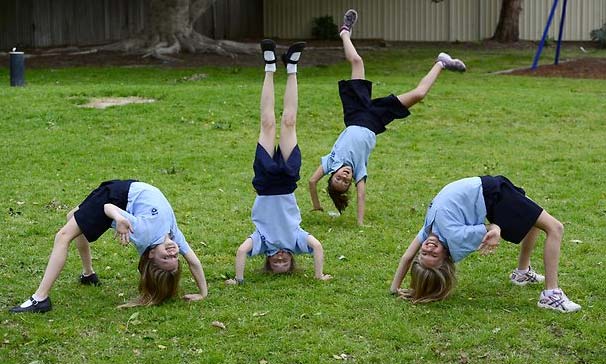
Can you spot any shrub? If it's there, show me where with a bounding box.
[590,23,606,48]
[311,15,338,40]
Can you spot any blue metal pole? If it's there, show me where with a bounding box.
[531,0,560,70]
[555,0,568,65]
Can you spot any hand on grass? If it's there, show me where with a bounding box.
[316,274,332,281]
[183,293,206,301]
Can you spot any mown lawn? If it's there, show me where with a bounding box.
[0,45,605,364]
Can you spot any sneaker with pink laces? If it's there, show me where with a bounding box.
[510,266,545,286]
[537,289,581,313]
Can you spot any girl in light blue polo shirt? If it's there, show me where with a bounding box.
[225,40,331,285]
[10,180,208,313]
[390,176,581,313]
[309,9,466,225]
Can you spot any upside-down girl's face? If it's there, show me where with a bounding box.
[418,234,447,268]
[267,250,293,273]
[330,166,353,192]
[148,237,180,272]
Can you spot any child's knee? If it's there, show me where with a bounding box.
[350,54,364,68]
[281,112,297,128]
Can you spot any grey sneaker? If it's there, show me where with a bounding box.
[510,266,545,286]
[340,9,358,34]
[537,289,581,313]
[437,52,466,72]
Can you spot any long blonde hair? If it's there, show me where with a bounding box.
[118,250,181,308]
[400,257,456,303]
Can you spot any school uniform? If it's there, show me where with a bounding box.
[250,144,312,257]
[417,176,543,262]
[74,180,190,256]
[321,79,411,179]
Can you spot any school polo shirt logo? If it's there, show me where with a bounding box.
[151,208,158,216]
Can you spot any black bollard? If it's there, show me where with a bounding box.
[10,50,25,87]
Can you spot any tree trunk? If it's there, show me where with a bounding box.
[492,0,523,43]
[104,0,257,59]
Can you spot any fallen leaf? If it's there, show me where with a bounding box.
[459,352,469,364]
[211,321,226,329]
[158,345,166,350]
[338,255,347,260]
[492,327,501,334]
[253,311,269,317]
[570,239,582,243]
[259,360,268,364]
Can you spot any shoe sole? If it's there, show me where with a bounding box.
[537,302,581,313]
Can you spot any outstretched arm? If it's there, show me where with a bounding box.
[390,236,422,294]
[225,238,253,285]
[182,250,208,301]
[306,235,332,280]
[356,179,366,225]
[309,165,325,211]
[103,203,133,245]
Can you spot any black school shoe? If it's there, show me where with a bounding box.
[281,42,306,66]
[80,272,101,286]
[9,296,52,313]
[261,39,277,65]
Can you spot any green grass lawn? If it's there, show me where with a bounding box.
[1,45,605,364]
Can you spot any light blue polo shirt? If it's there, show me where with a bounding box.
[112,182,191,256]
[321,125,376,183]
[417,177,487,262]
[250,193,311,257]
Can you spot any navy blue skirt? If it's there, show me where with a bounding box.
[74,179,136,242]
[338,79,410,135]
[252,144,301,196]
[481,175,543,243]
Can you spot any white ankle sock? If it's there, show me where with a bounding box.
[515,267,530,274]
[20,294,44,308]
[286,63,297,74]
[265,63,276,73]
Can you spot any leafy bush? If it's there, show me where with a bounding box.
[590,23,606,48]
[311,15,338,40]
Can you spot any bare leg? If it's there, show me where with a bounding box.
[258,71,276,156]
[66,207,94,275]
[278,74,298,161]
[533,210,564,290]
[517,226,540,271]
[341,31,364,80]
[397,62,443,108]
[34,217,82,299]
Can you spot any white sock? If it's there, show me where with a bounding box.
[515,267,530,274]
[20,294,44,308]
[339,29,350,37]
[264,50,276,72]
[437,61,445,69]
[82,271,95,277]
[265,63,276,73]
[542,288,561,296]
[286,63,297,74]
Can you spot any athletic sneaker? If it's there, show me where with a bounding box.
[9,296,53,313]
[537,289,581,313]
[437,52,466,72]
[510,267,545,286]
[80,272,101,286]
[340,9,358,34]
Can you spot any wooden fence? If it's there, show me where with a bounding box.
[0,0,263,50]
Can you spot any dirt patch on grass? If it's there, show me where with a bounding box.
[80,96,155,109]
